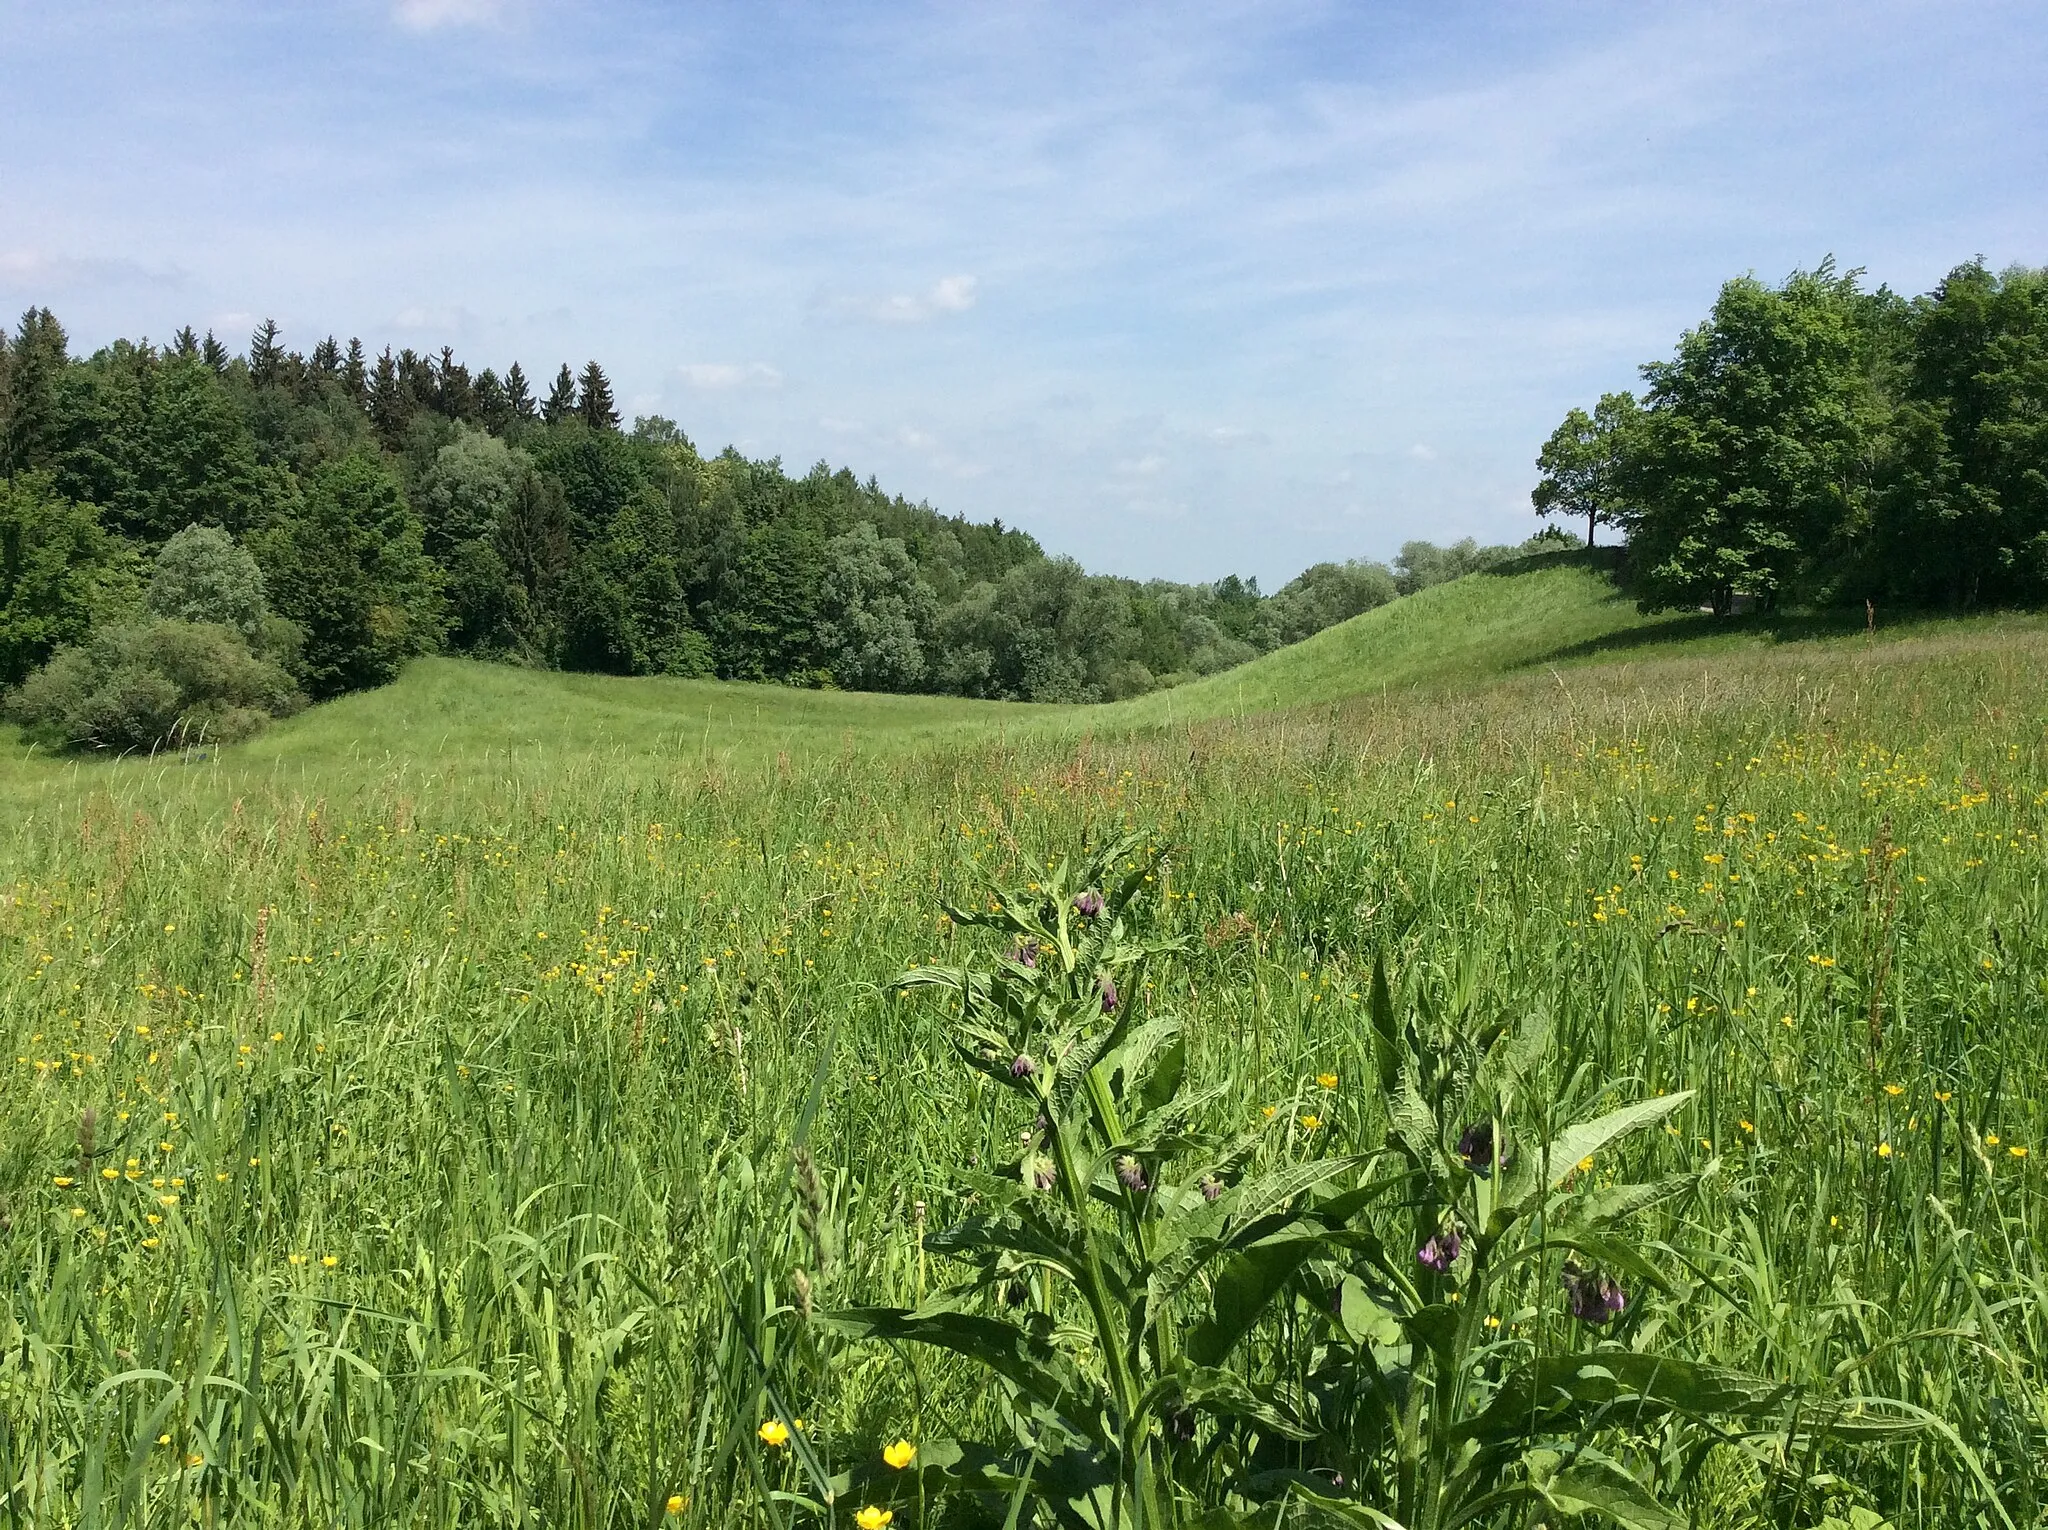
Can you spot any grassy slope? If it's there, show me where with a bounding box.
[6,550,2047,797]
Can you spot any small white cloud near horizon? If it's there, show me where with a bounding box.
[817,274,978,325]
[1409,443,1438,461]
[675,361,784,390]
[393,0,508,31]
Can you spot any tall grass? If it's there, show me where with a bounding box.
[2,610,2045,1526]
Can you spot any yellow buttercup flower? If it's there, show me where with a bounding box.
[665,1493,686,1515]
[1316,1073,1338,1090]
[1299,1114,1323,1132]
[883,1439,916,1469]
[1876,1142,1892,1158]
[856,1509,894,1530]
[757,1418,790,1448]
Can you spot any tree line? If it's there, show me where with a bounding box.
[0,308,1554,749]
[1534,256,2048,613]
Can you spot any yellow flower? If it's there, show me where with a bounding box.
[2011,1146,2030,1160]
[1576,1156,1594,1173]
[1738,1120,1754,1134]
[1986,1133,2001,1147]
[186,1454,204,1468]
[665,1494,687,1515]
[883,1439,916,1469]
[321,1254,339,1268]
[1876,1142,1892,1158]
[856,1510,894,1530]
[1883,1083,1904,1097]
[1299,1114,1323,1132]
[1935,1091,1952,1103]
[1315,1073,1338,1090]
[757,1419,790,1448]
[53,1175,74,1187]
[1260,1105,1276,1120]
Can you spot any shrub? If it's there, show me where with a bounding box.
[6,618,302,753]
[146,523,267,635]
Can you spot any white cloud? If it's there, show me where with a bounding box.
[675,361,783,390]
[0,249,186,290]
[393,0,507,32]
[1408,443,1437,461]
[816,274,979,324]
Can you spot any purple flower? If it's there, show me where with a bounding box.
[1416,1224,1462,1274]
[1561,1261,1627,1325]
[1115,1154,1148,1192]
[1099,974,1120,1014]
[1073,891,1105,919]
[1457,1122,1503,1178]
[1010,1054,1037,1079]
[1031,1160,1058,1191]
[1009,941,1040,968]
[1199,1174,1224,1203]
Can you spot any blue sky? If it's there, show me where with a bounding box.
[3,1,2044,586]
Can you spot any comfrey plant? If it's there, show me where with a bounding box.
[824,839,1919,1529]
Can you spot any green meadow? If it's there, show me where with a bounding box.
[5,555,2047,1528]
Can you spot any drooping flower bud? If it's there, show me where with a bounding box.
[1416,1223,1462,1274]
[1098,974,1120,1014]
[1010,1054,1037,1079]
[1115,1154,1148,1192]
[1008,941,1040,968]
[1457,1121,1504,1178]
[1561,1260,1627,1324]
[1199,1174,1224,1202]
[1073,891,1105,919]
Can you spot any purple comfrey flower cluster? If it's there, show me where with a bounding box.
[1457,1121,1505,1178]
[1010,1054,1037,1079]
[1098,974,1119,1014]
[1008,940,1040,968]
[1072,891,1104,919]
[1561,1261,1627,1325]
[1115,1154,1148,1192]
[1416,1224,1462,1274]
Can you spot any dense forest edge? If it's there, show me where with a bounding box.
[1,250,2043,753]
[0,307,1564,752]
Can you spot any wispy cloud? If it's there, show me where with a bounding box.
[392,0,509,32]
[815,275,979,325]
[675,362,783,390]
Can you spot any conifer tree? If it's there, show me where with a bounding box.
[3,307,70,475]
[578,360,619,431]
[248,319,284,388]
[436,346,475,420]
[543,364,577,424]
[474,368,511,434]
[505,361,536,423]
[201,330,229,374]
[342,339,368,406]
[312,336,341,377]
[369,347,406,444]
[171,326,201,360]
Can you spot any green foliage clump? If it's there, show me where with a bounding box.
[0,473,142,686]
[5,616,301,752]
[1537,256,2048,614]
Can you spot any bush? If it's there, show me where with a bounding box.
[146,523,267,635]
[6,618,302,753]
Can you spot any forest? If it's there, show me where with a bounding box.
[0,308,1544,750]
[1535,256,2048,612]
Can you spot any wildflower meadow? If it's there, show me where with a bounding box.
[3,609,2046,1528]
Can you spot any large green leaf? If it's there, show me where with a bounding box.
[1186,1227,1325,1366]
[1516,1091,1695,1204]
[818,1305,1097,1421]
[1534,1453,1682,1530]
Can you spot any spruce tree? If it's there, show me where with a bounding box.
[369,347,406,445]
[171,326,201,360]
[474,368,511,435]
[342,339,368,407]
[3,307,70,475]
[248,319,284,388]
[201,330,229,374]
[578,360,619,432]
[505,361,536,423]
[543,364,577,424]
[435,346,475,420]
[312,336,341,377]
